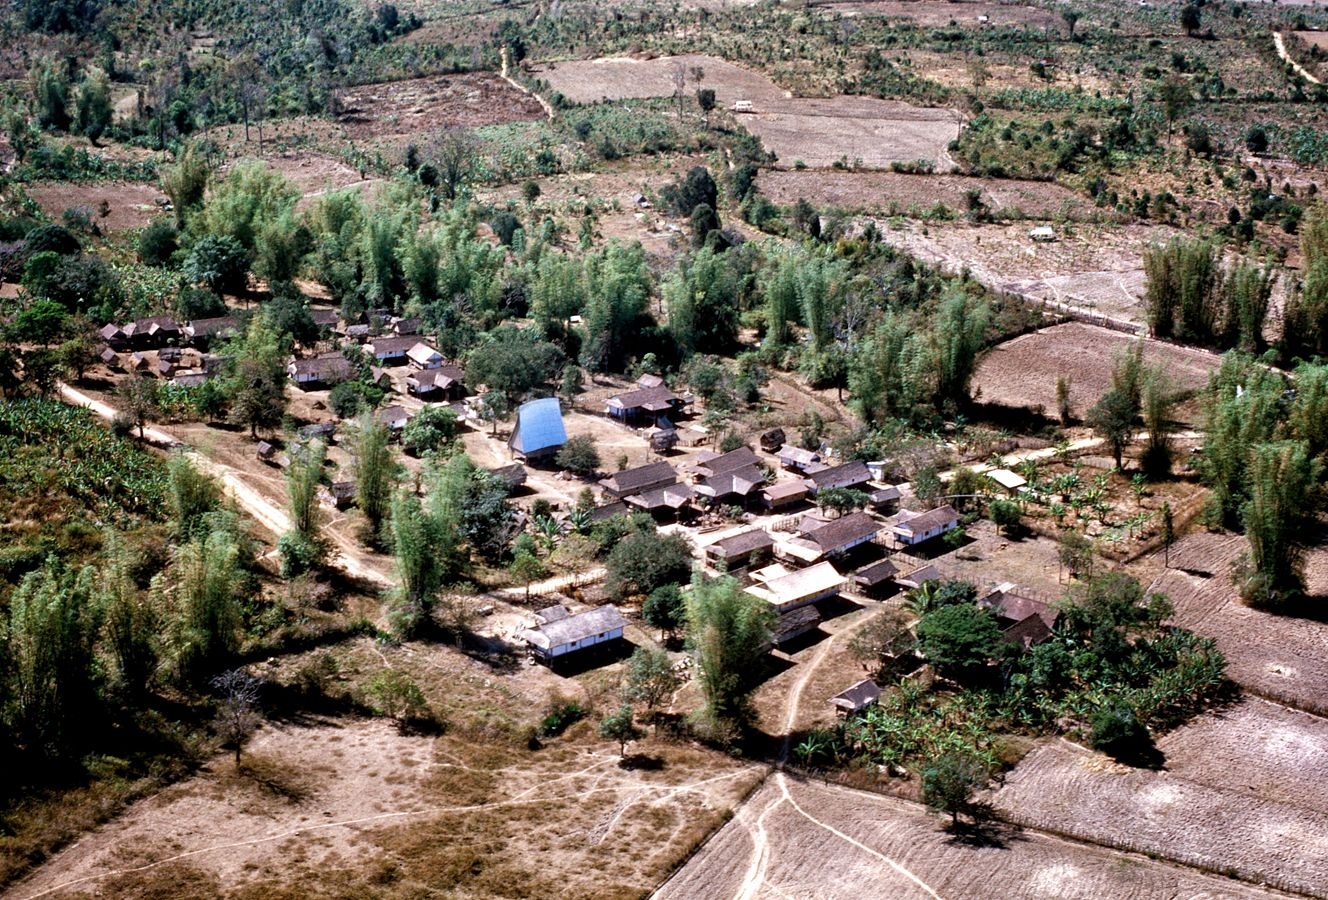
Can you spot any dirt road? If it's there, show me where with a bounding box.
[57,383,394,589]
[1275,32,1322,85]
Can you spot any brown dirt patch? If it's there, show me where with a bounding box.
[874,220,1185,326]
[1145,533,1328,717]
[534,54,962,169]
[7,638,760,900]
[334,73,545,140]
[759,169,1094,219]
[973,323,1222,422]
[659,773,1279,898]
[993,699,1328,898]
[25,181,167,236]
[1295,31,1328,50]
[827,1,1062,30]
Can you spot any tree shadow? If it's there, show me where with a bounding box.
[942,810,1025,850]
[619,752,665,771]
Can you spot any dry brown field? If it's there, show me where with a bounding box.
[1147,533,1328,717]
[972,323,1222,422]
[6,638,761,900]
[334,72,545,139]
[657,772,1282,899]
[874,220,1183,326]
[533,54,962,170]
[992,697,1328,898]
[758,169,1096,219]
[1295,30,1328,50]
[823,0,1063,30]
[25,181,165,235]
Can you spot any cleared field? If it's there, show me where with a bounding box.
[1148,533,1328,717]
[334,72,545,138]
[657,773,1281,899]
[25,181,165,235]
[972,323,1221,421]
[535,54,962,169]
[824,0,1063,29]
[759,169,1096,219]
[1296,31,1328,50]
[7,640,761,900]
[993,698,1328,898]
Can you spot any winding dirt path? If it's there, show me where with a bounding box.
[1275,31,1322,85]
[57,383,394,589]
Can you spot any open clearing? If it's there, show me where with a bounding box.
[25,181,165,235]
[656,772,1280,899]
[824,0,1062,30]
[758,169,1097,219]
[874,220,1184,327]
[972,322,1222,422]
[7,638,761,900]
[1147,533,1328,717]
[534,54,962,170]
[992,697,1328,898]
[334,72,545,139]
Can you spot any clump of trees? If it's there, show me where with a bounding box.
[1143,237,1274,352]
[686,573,776,739]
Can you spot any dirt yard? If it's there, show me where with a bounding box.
[758,169,1097,219]
[973,323,1222,422]
[657,771,1281,899]
[533,54,962,170]
[873,220,1187,327]
[992,697,1328,898]
[6,637,761,900]
[1144,533,1328,717]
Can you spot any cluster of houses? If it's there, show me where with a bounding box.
[97,314,238,384]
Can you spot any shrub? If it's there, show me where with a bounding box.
[538,700,585,738]
[138,218,178,266]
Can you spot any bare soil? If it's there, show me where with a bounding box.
[657,772,1280,899]
[873,220,1185,326]
[973,323,1222,422]
[992,698,1328,898]
[1145,533,1328,717]
[25,181,167,236]
[534,54,962,170]
[759,169,1097,219]
[334,73,546,139]
[1295,31,1328,50]
[825,1,1063,30]
[6,638,761,900]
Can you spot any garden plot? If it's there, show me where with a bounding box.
[972,323,1221,422]
[992,698,1328,898]
[534,54,962,170]
[758,169,1096,219]
[873,220,1183,327]
[1150,533,1328,717]
[658,773,1281,899]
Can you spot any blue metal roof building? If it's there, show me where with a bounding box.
[509,397,567,460]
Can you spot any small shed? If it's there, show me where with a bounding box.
[99,346,120,368]
[773,605,822,648]
[521,605,627,662]
[985,468,1028,496]
[1028,225,1057,243]
[705,529,775,570]
[509,397,567,462]
[256,441,277,463]
[896,563,943,590]
[406,342,444,369]
[852,559,900,594]
[778,444,822,472]
[831,679,881,716]
[759,428,786,453]
[319,480,357,509]
[408,365,465,399]
[624,482,695,517]
[377,405,413,433]
[763,480,810,510]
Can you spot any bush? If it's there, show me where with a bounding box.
[138,218,179,266]
[1090,702,1152,761]
[278,530,324,577]
[555,434,601,476]
[329,381,366,419]
[538,700,585,738]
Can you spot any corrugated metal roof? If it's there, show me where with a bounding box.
[510,397,567,454]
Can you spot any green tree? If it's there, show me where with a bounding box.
[117,373,161,440]
[623,647,679,712]
[665,247,739,357]
[556,434,602,477]
[173,517,245,683]
[1180,2,1202,36]
[162,142,211,228]
[464,325,565,406]
[197,160,300,253]
[599,704,645,757]
[73,70,112,144]
[185,235,251,296]
[402,405,458,456]
[989,499,1022,536]
[3,558,101,755]
[31,58,71,131]
[606,529,694,599]
[167,452,221,539]
[100,533,159,696]
[282,439,326,574]
[227,317,287,438]
[1240,441,1321,608]
[364,669,430,732]
[643,583,687,641]
[351,414,397,542]
[1140,367,1177,478]
[847,608,914,676]
[915,604,1001,679]
[922,751,989,826]
[932,288,990,412]
[817,486,868,518]
[1085,388,1136,470]
[510,548,546,598]
[389,488,455,638]
[686,573,776,731]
